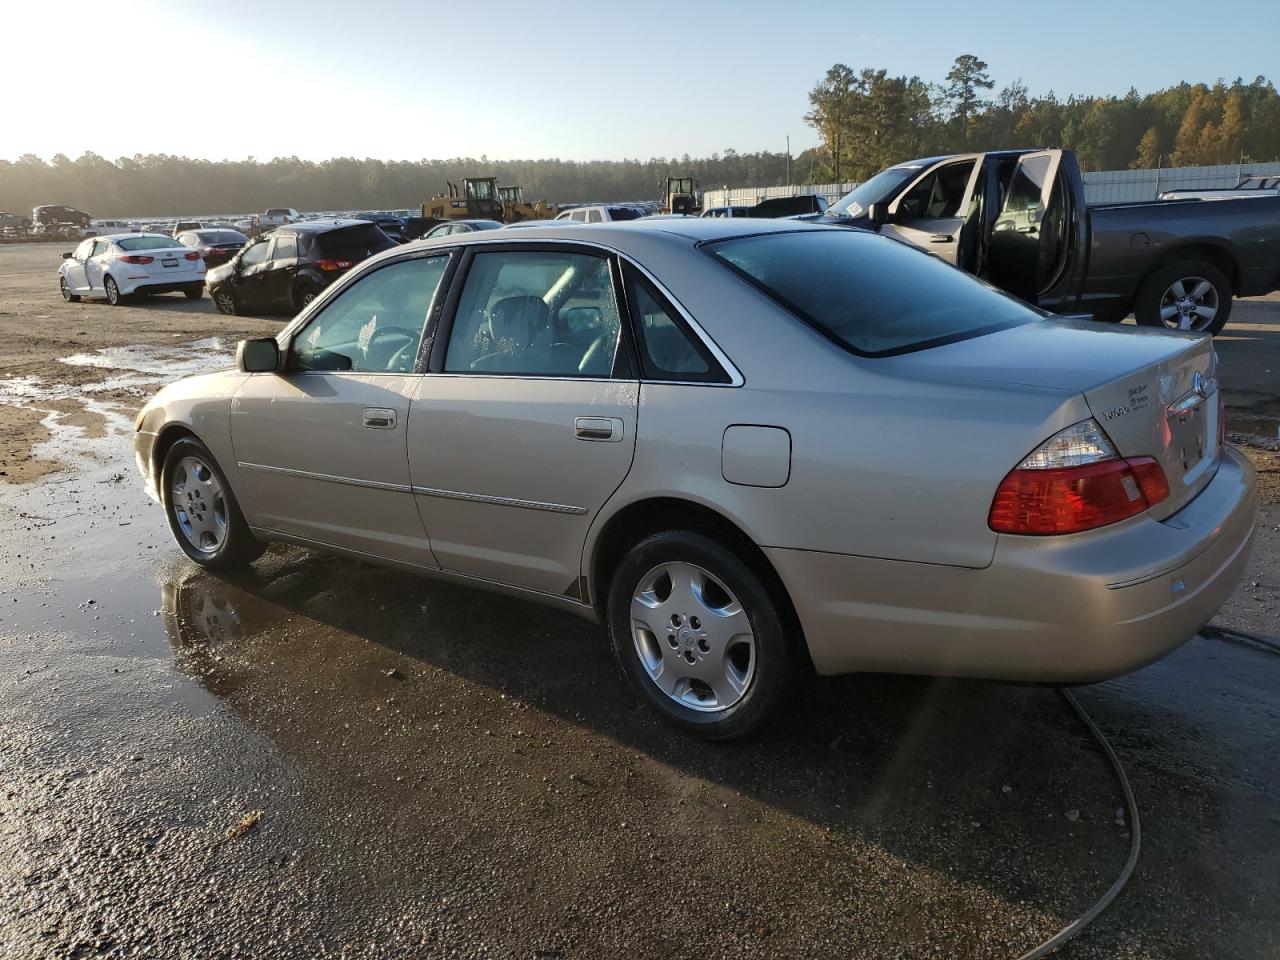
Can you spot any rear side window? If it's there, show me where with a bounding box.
[316,224,396,261]
[622,265,723,382]
[272,234,297,259]
[607,206,641,221]
[706,230,1036,357]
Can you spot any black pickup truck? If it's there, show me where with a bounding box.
[807,149,1280,335]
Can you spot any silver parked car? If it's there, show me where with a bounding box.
[133,219,1257,738]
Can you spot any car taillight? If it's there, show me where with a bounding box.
[316,258,353,272]
[989,418,1169,535]
[184,251,201,261]
[120,255,154,264]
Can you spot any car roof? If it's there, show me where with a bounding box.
[275,218,372,233]
[412,216,826,249]
[95,232,183,241]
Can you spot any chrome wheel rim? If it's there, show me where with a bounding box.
[301,291,317,307]
[1159,277,1218,332]
[170,456,227,554]
[214,291,235,313]
[630,561,755,713]
[105,278,118,304]
[60,277,71,300]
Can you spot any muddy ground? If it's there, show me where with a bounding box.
[0,241,1278,959]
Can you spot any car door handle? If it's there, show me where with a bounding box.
[362,407,397,429]
[928,234,955,243]
[574,417,623,442]
[1017,226,1038,234]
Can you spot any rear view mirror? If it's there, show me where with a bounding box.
[62,251,73,259]
[237,337,280,373]
[868,202,890,225]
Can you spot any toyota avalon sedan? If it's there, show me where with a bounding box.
[133,219,1257,738]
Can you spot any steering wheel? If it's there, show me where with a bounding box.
[365,324,421,371]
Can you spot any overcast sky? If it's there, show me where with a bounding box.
[6,0,1272,163]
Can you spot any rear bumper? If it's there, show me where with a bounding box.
[118,271,205,295]
[769,446,1258,681]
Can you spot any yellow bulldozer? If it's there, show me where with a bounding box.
[420,177,557,224]
[662,176,700,215]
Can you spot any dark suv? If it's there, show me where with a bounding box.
[32,204,92,238]
[205,219,396,316]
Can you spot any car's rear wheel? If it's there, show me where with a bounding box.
[607,530,796,739]
[161,437,264,570]
[294,286,321,312]
[104,275,124,306]
[212,287,238,315]
[1135,259,1232,335]
[184,284,203,300]
[60,277,80,303]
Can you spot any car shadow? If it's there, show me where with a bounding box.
[157,544,1136,934]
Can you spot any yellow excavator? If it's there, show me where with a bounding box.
[421,177,505,221]
[662,176,700,215]
[497,185,558,222]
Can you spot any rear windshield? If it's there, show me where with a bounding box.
[315,224,397,260]
[705,229,1036,357]
[116,236,183,251]
[607,206,642,221]
[196,230,246,244]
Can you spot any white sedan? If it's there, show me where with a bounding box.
[59,233,206,305]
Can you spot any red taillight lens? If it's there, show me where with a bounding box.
[119,255,154,264]
[989,456,1169,534]
[184,251,201,261]
[316,258,353,272]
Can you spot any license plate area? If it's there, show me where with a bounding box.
[1167,404,1206,473]
[162,257,178,268]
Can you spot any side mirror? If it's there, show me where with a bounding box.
[868,202,890,225]
[62,251,73,260]
[237,337,280,373]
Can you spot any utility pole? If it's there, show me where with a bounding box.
[786,135,791,188]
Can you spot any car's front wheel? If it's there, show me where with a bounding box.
[607,530,796,739]
[60,277,80,303]
[211,287,238,315]
[161,437,264,570]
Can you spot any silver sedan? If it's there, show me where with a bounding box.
[134,219,1257,738]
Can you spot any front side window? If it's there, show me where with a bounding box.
[707,230,1036,357]
[290,256,449,373]
[444,250,622,377]
[896,161,976,221]
[623,265,720,381]
[240,240,270,266]
[74,240,93,260]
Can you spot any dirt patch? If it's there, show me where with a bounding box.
[42,398,109,438]
[0,405,58,483]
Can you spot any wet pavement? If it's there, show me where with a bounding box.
[2,270,1280,957]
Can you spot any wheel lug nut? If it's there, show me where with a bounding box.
[697,638,709,654]
[690,617,700,629]
[667,635,677,648]
[671,614,681,626]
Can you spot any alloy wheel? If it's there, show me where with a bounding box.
[170,456,228,554]
[1159,277,1218,332]
[59,277,72,301]
[629,561,756,712]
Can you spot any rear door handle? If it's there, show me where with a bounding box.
[928,234,955,243]
[574,416,623,442]
[363,407,397,429]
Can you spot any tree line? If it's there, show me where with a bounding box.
[805,56,1280,181]
[0,151,794,218]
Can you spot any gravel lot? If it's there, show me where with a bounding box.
[1,241,1277,959]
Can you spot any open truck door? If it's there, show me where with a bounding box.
[987,149,1086,312]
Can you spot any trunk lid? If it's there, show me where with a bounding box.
[888,316,1220,519]
[143,246,200,276]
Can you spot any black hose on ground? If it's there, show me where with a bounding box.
[1201,623,1280,655]
[1013,690,1142,960]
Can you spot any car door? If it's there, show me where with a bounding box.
[83,239,111,292]
[408,243,639,597]
[229,237,272,311]
[231,251,454,563]
[883,156,982,266]
[64,239,93,293]
[986,149,1082,307]
[262,232,299,311]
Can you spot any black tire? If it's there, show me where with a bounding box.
[161,437,265,571]
[104,275,124,306]
[293,285,321,312]
[184,284,203,300]
[211,286,238,315]
[60,276,80,303]
[1134,259,1232,336]
[606,530,797,740]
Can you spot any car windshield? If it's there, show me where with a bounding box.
[827,166,920,218]
[116,236,183,251]
[706,229,1037,356]
[315,224,398,260]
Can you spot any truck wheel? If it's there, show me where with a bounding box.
[1134,260,1232,335]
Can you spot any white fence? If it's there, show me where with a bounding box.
[702,161,1280,210]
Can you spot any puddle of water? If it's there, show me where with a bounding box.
[59,338,231,381]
